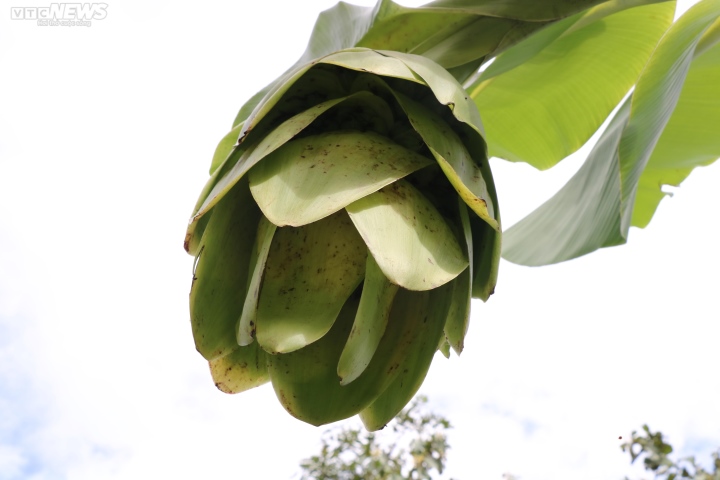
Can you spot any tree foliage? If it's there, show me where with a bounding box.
[622,425,720,480]
[300,411,720,480]
[298,396,453,480]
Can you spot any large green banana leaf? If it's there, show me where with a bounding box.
[231,0,664,131]
[632,17,720,227]
[502,0,720,265]
[469,1,676,169]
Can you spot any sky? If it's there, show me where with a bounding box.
[0,0,717,479]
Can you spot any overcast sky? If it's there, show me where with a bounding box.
[0,0,717,479]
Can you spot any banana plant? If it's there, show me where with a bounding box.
[184,0,720,428]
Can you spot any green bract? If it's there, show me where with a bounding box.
[184,48,500,428]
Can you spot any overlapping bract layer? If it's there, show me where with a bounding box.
[185,48,501,428]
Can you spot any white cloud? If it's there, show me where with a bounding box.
[0,445,27,479]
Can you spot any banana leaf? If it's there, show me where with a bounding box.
[231,0,665,132]
[502,0,720,265]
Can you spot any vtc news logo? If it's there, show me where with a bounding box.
[10,3,108,26]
